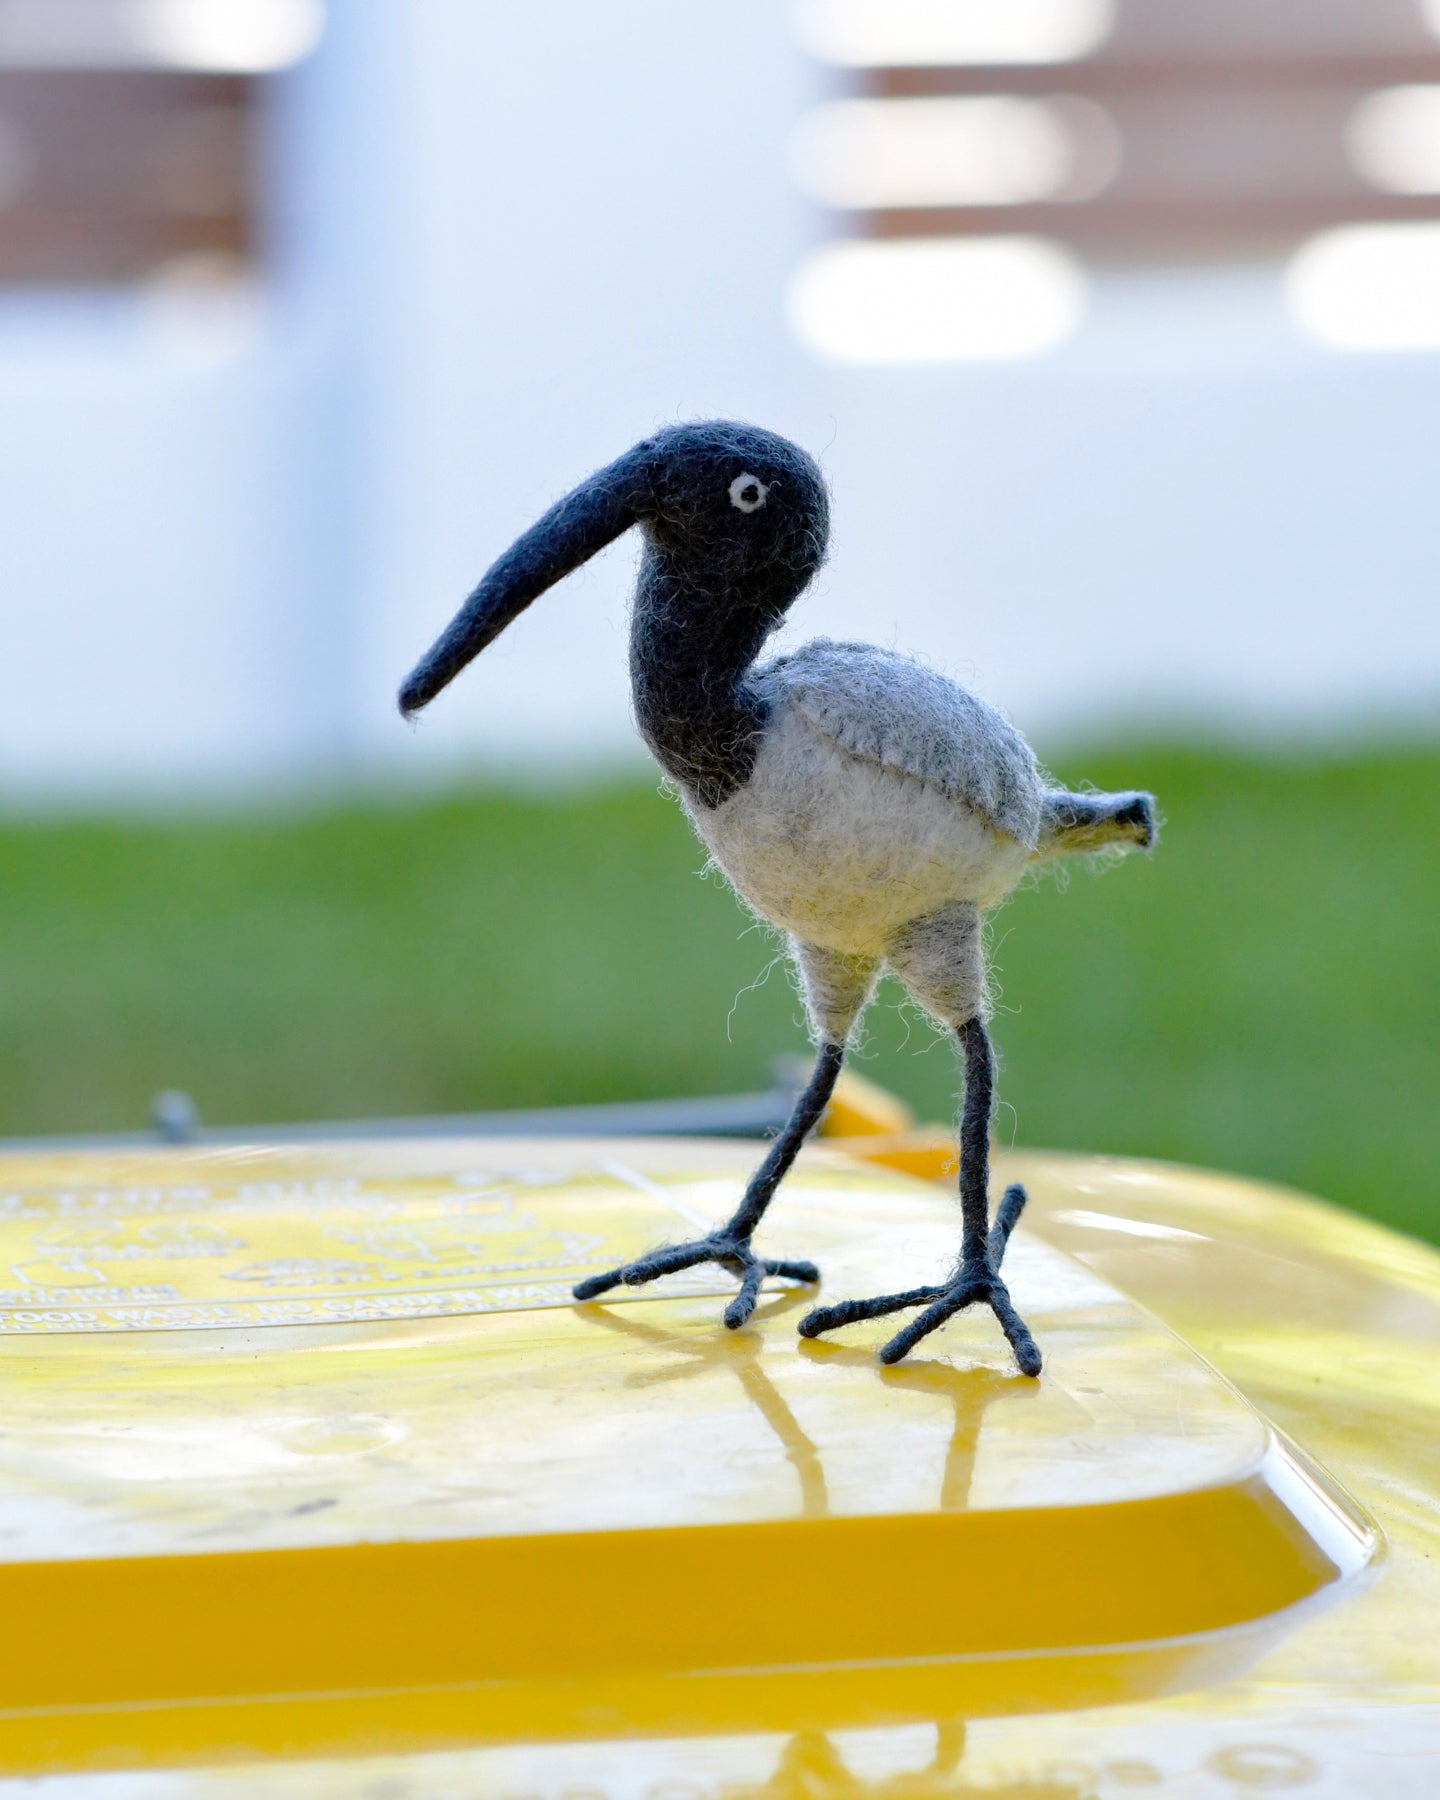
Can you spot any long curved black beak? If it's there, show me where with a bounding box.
[398,443,651,717]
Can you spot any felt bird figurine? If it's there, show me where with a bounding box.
[399,422,1155,1374]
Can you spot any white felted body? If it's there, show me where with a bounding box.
[765,642,1044,849]
[684,641,1151,1043]
[692,698,1032,957]
[690,642,1039,954]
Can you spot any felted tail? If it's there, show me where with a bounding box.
[1035,789,1157,858]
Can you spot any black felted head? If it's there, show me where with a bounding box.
[398,419,830,807]
[639,420,829,613]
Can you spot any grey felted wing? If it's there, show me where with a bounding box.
[752,639,1044,848]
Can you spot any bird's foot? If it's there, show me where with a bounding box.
[572,1234,819,1330]
[799,1267,1041,1375]
[797,1183,1041,1375]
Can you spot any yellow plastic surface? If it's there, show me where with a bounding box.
[817,1069,916,1140]
[0,1137,1427,1795]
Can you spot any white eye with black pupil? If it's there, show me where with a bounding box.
[728,472,768,513]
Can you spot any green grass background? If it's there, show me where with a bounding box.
[2,741,1435,1244]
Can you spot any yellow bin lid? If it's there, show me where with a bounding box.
[0,1137,1371,1774]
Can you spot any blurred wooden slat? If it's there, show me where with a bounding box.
[0,71,252,283]
[835,59,1440,254]
[858,195,1440,260]
[869,56,1440,99]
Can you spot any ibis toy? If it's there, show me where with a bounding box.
[399,421,1155,1373]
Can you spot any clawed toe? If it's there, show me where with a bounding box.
[763,1257,820,1285]
[798,1286,942,1339]
[723,1256,765,1329]
[572,1238,712,1302]
[572,1235,820,1326]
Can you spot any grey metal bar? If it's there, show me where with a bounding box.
[0,1082,808,1153]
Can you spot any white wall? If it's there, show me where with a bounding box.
[334,0,827,776]
[1,0,1437,805]
[804,266,1440,741]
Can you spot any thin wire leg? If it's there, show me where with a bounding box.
[572,1042,844,1323]
[955,1015,995,1269]
[727,1041,846,1240]
[795,1019,1042,1375]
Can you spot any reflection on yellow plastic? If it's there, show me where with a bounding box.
[0,1137,1418,1785]
[0,1150,739,1331]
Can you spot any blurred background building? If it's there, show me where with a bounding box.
[3,0,1439,802]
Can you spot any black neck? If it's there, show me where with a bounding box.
[628,545,784,811]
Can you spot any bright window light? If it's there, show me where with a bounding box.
[792,0,1114,68]
[787,236,1085,364]
[790,95,1118,209]
[136,0,323,72]
[1286,222,1440,351]
[1347,86,1440,194]
[0,0,323,70]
